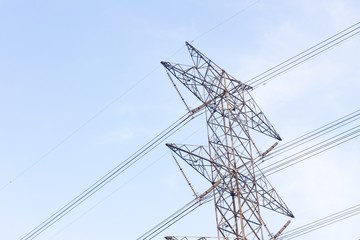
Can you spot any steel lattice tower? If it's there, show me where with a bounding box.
[161,42,294,240]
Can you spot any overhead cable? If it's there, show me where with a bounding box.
[246,22,360,88]
[261,124,360,176]
[20,21,360,239]
[138,111,360,239]
[137,195,213,240]
[19,111,202,240]
[265,109,360,160]
[1,0,261,193]
[280,203,360,239]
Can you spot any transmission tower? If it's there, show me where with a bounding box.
[161,42,294,240]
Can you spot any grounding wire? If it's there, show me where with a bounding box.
[190,0,261,42]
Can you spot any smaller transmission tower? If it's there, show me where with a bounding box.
[161,42,294,240]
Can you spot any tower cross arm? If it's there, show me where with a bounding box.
[166,143,215,183]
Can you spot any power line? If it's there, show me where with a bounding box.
[137,196,213,240]
[280,204,360,239]
[265,109,360,159]
[13,3,264,237]
[138,110,360,239]
[47,156,165,240]
[48,88,360,239]
[261,124,360,176]
[52,109,360,239]
[19,20,360,239]
[47,117,208,240]
[246,22,360,88]
[191,0,261,42]
[139,148,360,240]
[1,0,260,193]
[134,21,360,238]
[0,65,161,192]
[19,111,202,240]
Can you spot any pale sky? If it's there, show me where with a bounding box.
[0,1,359,239]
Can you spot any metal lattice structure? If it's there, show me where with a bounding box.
[161,42,294,240]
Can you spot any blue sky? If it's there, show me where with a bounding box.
[0,0,359,239]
